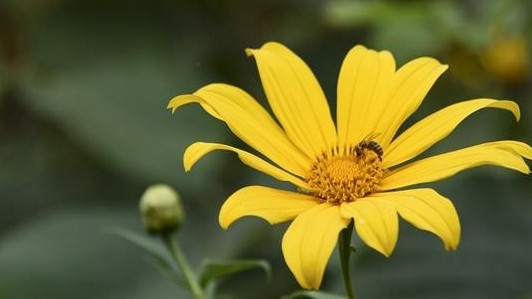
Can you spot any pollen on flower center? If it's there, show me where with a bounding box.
[306,148,385,204]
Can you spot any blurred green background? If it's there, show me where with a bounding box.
[1,0,531,298]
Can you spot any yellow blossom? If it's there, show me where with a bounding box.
[482,34,528,84]
[168,42,532,290]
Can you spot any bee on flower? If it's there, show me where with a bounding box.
[354,133,384,159]
[168,42,532,290]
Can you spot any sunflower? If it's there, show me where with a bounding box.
[168,42,532,290]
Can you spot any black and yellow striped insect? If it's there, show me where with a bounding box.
[354,133,383,159]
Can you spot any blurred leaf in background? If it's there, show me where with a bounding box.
[1,0,531,298]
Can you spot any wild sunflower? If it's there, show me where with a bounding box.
[168,42,532,290]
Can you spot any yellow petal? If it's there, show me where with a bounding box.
[168,84,310,177]
[374,189,461,250]
[337,45,396,149]
[246,42,337,157]
[377,57,448,148]
[381,141,532,190]
[184,142,309,189]
[168,94,222,120]
[340,199,398,257]
[219,186,319,229]
[384,99,520,167]
[282,204,349,289]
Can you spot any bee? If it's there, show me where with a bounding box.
[354,133,383,159]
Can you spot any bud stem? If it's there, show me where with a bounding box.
[161,234,205,299]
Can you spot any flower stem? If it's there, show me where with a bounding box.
[161,234,205,299]
[339,221,356,299]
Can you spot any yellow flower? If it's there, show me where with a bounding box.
[482,34,528,84]
[168,42,532,290]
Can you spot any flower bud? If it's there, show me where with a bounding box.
[139,184,184,235]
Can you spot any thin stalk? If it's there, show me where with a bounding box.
[162,234,205,299]
[338,221,356,299]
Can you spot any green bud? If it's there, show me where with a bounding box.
[139,184,184,235]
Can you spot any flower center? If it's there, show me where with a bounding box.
[306,147,385,204]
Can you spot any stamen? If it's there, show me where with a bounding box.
[306,148,385,204]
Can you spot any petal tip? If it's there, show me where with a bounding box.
[445,243,459,251]
[167,97,180,113]
[446,239,459,250]
[183,156,193,172]
[353,44,368,51]
[381,247,394,258]
[167,94,200,114]
[509,101,521,121]
[436,62,449,74]
[218,210,232,230]
[219,222,230,230]
[443,233,460,251]
[244,48,255,57]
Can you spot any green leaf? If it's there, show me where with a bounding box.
[109,228,166,259]
[284,290,346,299]
[199,259,272,289]
[109,228,176,271]
[0,207,191,299]
[109,228,189,286]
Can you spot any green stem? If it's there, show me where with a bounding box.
[162,234,205,299]
[338,221,356,299]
